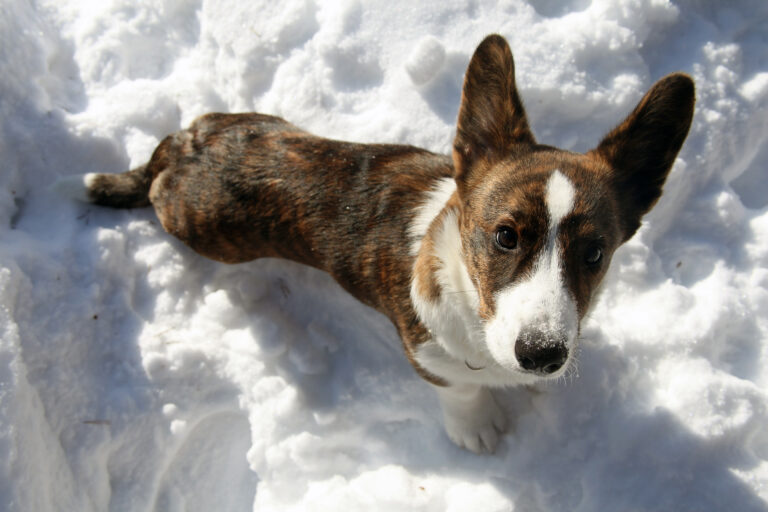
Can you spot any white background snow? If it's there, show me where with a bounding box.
[2,0,768,510]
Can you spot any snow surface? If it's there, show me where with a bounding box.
[2,0,768,510]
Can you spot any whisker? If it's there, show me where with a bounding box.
[565,345,583,384]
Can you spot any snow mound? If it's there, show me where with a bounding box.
[2,0,768,510]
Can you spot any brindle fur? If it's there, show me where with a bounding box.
[89,112,453,383]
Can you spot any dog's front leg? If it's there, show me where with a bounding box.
[435,382,508,454]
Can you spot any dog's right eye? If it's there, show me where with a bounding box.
[495,226,518,251]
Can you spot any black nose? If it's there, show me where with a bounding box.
[515,334,568,375]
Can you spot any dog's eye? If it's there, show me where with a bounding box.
[495,226,518,250]
[585,245,603,266]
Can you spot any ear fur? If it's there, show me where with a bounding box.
[591,73,695,241]
[453,34,535,192]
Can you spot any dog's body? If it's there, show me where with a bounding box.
[57,35,695,453]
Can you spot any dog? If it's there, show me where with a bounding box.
[56,34,695,453]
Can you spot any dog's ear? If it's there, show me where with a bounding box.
[590,73,695,241]
[453,34,535,193]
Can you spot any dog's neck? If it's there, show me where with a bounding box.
[410,179,487,365]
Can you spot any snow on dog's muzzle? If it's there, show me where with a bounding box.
[483,266,579,375]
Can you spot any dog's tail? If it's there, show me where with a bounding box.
[54,164,152,208]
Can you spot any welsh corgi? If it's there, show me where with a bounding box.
[57,34,695,453]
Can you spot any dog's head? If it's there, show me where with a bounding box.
[450,35,694,377]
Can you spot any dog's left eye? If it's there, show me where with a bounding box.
[495,226,518,250]
[585,245,603,266]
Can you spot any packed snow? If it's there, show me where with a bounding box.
[2,0,768,510]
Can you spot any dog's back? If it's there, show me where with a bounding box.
[58,112,453,315]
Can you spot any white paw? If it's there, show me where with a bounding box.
[437,385,508,454]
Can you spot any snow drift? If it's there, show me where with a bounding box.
[1,0,768,510]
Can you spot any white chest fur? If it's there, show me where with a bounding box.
[409,179,535,387]
[409,171,579,388]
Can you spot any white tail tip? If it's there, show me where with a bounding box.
[52,173,97,203]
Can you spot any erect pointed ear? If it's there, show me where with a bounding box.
[590,73,695,241]
[453,34,535,192]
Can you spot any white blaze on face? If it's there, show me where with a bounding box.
[484,170,579,371]
[546,170,575,224]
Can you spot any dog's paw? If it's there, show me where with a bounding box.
[438,385,508,454]
[443,399,508,454]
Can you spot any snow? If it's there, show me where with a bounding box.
[1,0,767,510]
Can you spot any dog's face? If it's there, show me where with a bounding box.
[451,35,695,377]
[457,151,622,375]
